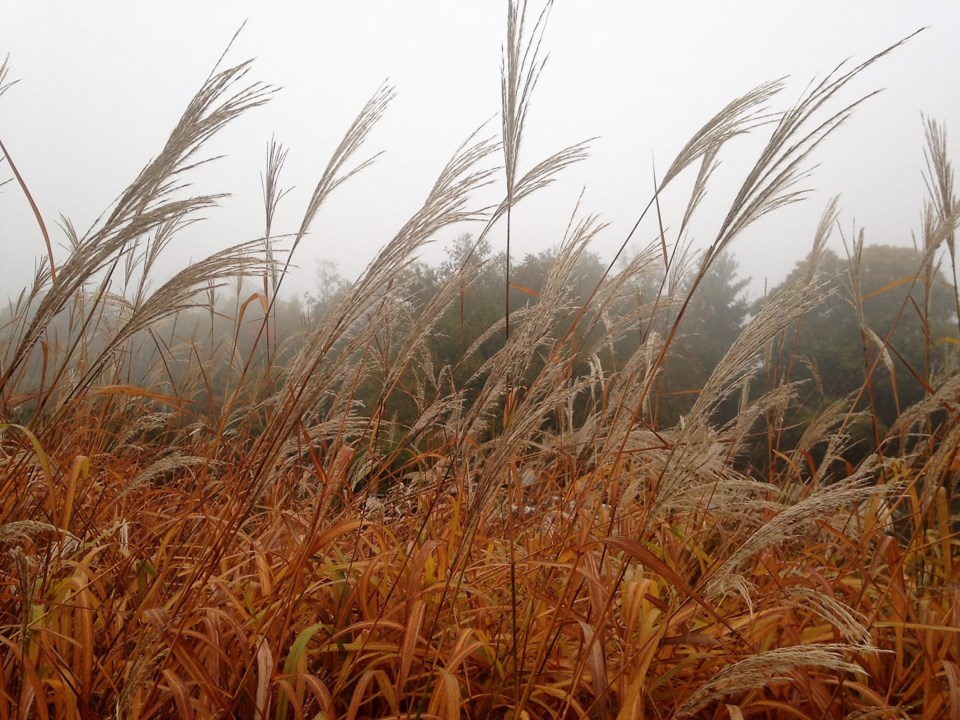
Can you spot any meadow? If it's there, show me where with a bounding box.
[2,3,960,718]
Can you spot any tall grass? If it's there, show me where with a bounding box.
[2,4,959,719]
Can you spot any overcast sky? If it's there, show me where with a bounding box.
[3,2,959,302]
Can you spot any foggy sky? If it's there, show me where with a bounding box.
[3,2,959,301]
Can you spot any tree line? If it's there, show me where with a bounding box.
[3,233,954,473]
[305,234,957,467]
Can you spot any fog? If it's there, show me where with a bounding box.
[3,2,959,300]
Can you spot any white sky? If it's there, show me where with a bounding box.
[3,2,959,301]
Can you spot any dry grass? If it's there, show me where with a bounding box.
[2,4,959,719]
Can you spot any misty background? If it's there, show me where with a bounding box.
[3,2,960,301]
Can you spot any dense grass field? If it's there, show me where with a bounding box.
[2,4,960,718]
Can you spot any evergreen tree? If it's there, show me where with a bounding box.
[657,252,751,425]
[760,244,957,433]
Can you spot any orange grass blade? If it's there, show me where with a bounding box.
[346,669,380,720]
[0,636,50,720]
[92,384,188,409]
[301,675,334,716]
[944,661,960,720]
[61,455,88,529]
[602,535,730,633]
[274,680,304,720]
[862,274,922,300]
[399,598,426,691]
[0,423,55,512]
[577,620,609,719]
[161,668,194,719]
[255,636,274,720]
[510,281,540,299]
[427,669,461,720]
[62,574,96,705]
